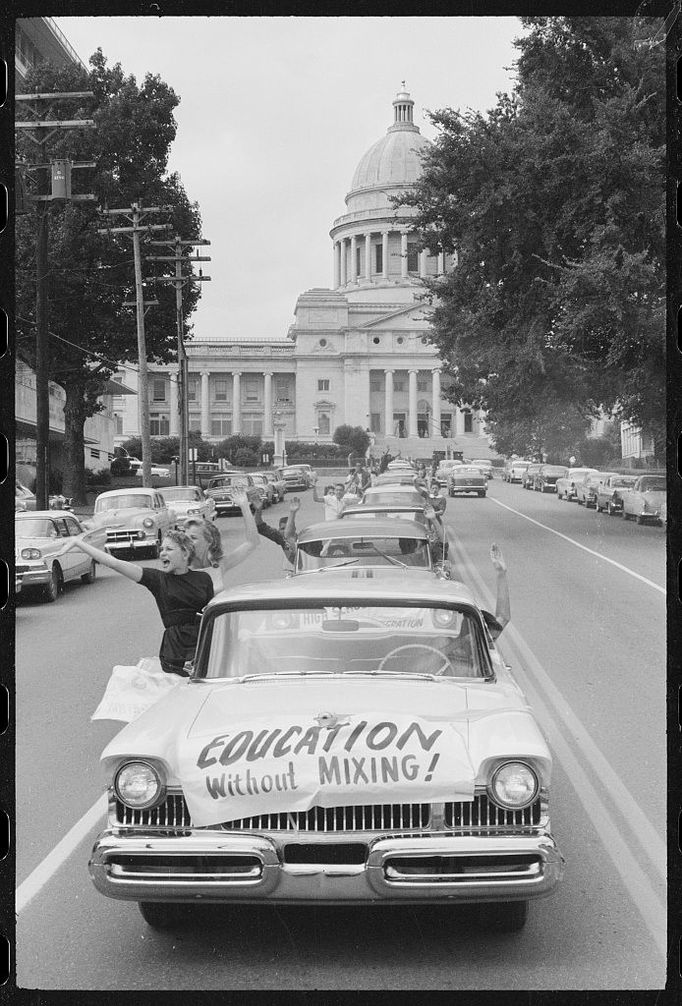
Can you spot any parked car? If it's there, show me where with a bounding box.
[448,465,487,498]
[294,518,433,572]
[285,464,315,488]
[281,466,311,492]
[15,510,107,602]
[89,569,563,932]
[468,459,494,480]
[15,481,37,511]
[533,465,568,493]
[89,488,176,558]
[136,464,171,479]
[555,468,599,501]
[622,474,666,525]
[595,475,638,515]
[249,473,278,508]
[159,486,216,526]
[205,474,258,516]
[502,460,530,484]
[521,464,543,489]
[577,472,617,508]
[433,460,462,488]
[262,471,286,503]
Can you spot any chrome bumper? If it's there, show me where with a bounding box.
[15,564,50,587]
[89,829,563,905]
[106,538,155,553]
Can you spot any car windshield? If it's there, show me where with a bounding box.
[639,477,665,492]
[296,536,430,571]
[95,494,152,512]
[208,477,241,489]
[283,468,304,477]
[161,488,202,501]
[15,517,60,537]
[199,604,490,680]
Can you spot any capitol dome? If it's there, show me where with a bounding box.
[349,87,431,195]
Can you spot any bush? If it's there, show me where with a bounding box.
[233,447,259,467]
[85,467,111,486]
[333,424,370,458]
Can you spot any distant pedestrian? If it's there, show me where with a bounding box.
[313,480,347,519]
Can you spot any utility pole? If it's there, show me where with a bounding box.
[147,237,211,484]
[15,91,95,509]
[98,204,172,486]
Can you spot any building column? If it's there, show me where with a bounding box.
[364,233,372,281]
[350,235,357,283]
[431,370,441,436]
[232,371,242,434]
[263,372,273,437]
[419,249,428,279]
[408,369,418,437]
[168,373,179,436]
[333,241,340,288]
[400,232,408,279]
[384,369,394,437]
[437,250,445,275]
[200,371,210,438]
[382,232,389,279]
[340,238,347,286]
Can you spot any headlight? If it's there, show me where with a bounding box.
[21,547,42,560]
[142,517,155,528]
[489,761,539,809]
[114,761,164,809]
[187,508,199,515]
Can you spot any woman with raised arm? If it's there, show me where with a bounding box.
[183,485,260,591]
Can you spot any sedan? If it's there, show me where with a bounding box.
[295,517,433,572]
[555,468,599,501]
[262,471,286,503]
[468,459,494,480]
[595,475,638,515]
[15,510,106,602]
[281,467,311,492]
[88,488,176,558]
[89,570,563,933]
[577,472,617,508]
[622,474,666,524]
[502,460,530,484]
[160,486,216,526]
[533,465,568,493]
[205,474,257,516]
[249,473,278,508]
[521,464,543,490]
[448,466,487,497]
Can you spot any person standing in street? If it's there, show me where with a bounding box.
[313,480,347,519]
[252,495,300,565]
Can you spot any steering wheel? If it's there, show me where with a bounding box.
[378,643,453,677]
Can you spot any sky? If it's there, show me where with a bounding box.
[54,16,523,343]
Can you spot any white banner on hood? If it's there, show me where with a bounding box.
[178,713,475,827]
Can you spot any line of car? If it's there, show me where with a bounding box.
[88,454,563,933]
[503,461,666,526]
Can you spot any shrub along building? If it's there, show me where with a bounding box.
[114,88,494,461]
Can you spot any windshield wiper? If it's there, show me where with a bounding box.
[342,669,440,681]
[297,559,360,574]
[362,546,407,568]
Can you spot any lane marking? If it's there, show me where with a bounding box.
[455,535,666,879]
[487,496,665,595]
[453,537,666,957]
[16,793,107,914]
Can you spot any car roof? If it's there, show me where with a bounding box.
[204,568,478,612]
[96,487,155,498]
[297,518,429,543]
[16,509,76,521]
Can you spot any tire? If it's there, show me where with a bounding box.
[478,491,486,497]
[474,900,529,933]
[81,559,96,584]
[138,901,186,930]
[636,514,645,525]
[42,565,60,603]
[623,510,631,521]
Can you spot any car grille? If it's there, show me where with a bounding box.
[114,794,544,835]
[106,529,142,543]
[15,565,30,574]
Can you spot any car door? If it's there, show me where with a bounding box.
[53,517,82,580]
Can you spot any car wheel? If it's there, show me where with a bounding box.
[473,900,529,933]
[623,510,631,521]
[636,514,645,525]
[80,560,97,584]
[478,491,486,497]
[138,901,186,930]
[42,565,61,603]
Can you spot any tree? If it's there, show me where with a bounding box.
[399,17,665,458]
[16,50,204,501]
[332,425,370,458]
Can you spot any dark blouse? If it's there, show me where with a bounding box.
[139,567,214,675]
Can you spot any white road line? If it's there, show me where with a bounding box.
[454,538,666,957]
[487,496,666,595]
[16,793,107,914]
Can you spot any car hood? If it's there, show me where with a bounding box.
[101,675,550,826]
[90,508,154,526]
[15,534,59,552]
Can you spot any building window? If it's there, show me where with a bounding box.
[394,379,405,392]
[441,414,452,437]
[369,377,382,392]
[114,414,123,435]
[356,247,362,277]
[417,375,429,392]
[463,411,473,433]
[370,413,381,434]
[189,417,202,432]
[150,414,170,436]
[214,379,228,401]
[242,418,263,436]
[375,244,383,273]
[407,242,419,272]
[187,376,198,402]
[318,413,330,436]
[211,418,232,437]
[245,379,260,402]
[317,379,330,392]
[152,378,166,402]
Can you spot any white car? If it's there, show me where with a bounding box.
[160,486,217,526]
[135,463,171,478]
[89,488,176,558]
[15,510,107,602]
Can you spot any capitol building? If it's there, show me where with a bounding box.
[113,87,494,460]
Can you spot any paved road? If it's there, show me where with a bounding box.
[14,482,667,990]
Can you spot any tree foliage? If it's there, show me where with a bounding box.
[400,16,665,459]
[16,50,204,500]
[332,424,370,457]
